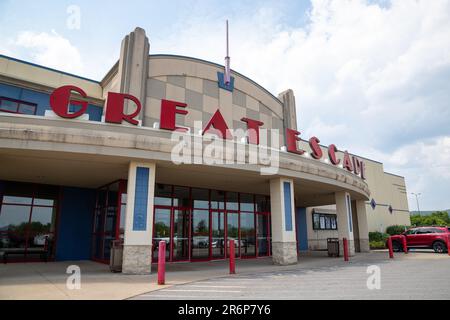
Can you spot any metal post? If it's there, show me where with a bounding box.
[411,192,421,215]
[402,235,408,254]
[158,241,166,285]
[447,234,450,257]
[343,238,349,262]
[387,236,394,259]
[229,239,236,274]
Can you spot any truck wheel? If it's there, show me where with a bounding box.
[433,241,447,253]
[392,241,402,252]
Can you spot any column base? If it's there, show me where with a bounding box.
[272,242,298,265]
[122,245,152,274]
[359,239,370,253]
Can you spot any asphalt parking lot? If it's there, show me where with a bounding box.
[133,250,450,300]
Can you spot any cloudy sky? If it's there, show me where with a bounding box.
[0,0,449,211]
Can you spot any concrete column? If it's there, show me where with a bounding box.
[115,27,150,123]
[270,178,297,265]
[278,89,298,132]
[122,161,156,274]
[356,200,370,252]
[335,191,356,256]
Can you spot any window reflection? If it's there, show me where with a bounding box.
[0,181,58,260]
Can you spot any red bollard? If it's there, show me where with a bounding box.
[402,235,408,254]
[447,234,450,256]
[343,238,349,262]
[387,236,394,259]
[157,240,166,285]
[229,239,236,274]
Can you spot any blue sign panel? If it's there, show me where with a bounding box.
[283,181,293,231]
[346,194,353,233]
[133,167,150,231]
[217,71,235,92]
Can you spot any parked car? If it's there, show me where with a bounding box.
[389,226,450,253]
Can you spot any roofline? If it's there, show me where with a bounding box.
[149,54,283,105]
[384,171,405,179]
[0,54,101,84]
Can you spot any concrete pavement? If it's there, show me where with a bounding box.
[0,250,446,300]
[134,250,450,300]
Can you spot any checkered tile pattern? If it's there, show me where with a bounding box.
[145,75,285,146]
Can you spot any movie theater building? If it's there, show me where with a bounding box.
[0,28,410,273]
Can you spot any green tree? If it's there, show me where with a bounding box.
[410,211,450,226]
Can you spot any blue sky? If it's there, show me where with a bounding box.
[0,0,449,211]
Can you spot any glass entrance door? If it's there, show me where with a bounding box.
[172,208,190,261]
[240,212,256,257]
[191,209,209,260]
[92,180,127,263]
[211,211,225,259]
[226,212,239,258]
[256,213,271,256]
[152,207,171,262]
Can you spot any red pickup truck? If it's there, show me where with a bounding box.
[389,226,450,253]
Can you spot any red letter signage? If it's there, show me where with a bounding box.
[241,118,264,145]
[160,99,188,132]
[50,85,88,118]
[309,136,323,159]
[353,157,361,175]
[343,151,354,172]
[105,92,142,125]
[286,128,305,155]
[328,144,340,165]
[202,110,232,139]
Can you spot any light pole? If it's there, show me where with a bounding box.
[411,192,421,215]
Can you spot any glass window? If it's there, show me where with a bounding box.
[0,204,31,230]
[0,182,58,260]
[30,207,54,233]
[211,190,225,210]
[240,193,254,212]
[226,192,239,211]
[0,98,37,115]
[154,184,172,206]
[173,186,190,207]
[255,195,270,212]
[2,195,32,205]
[191,209,209,259]
[192,188,209,209]
[405,229,417,235]
[240,212,256,257]
[0,99,18,112]
[18,103,36,115]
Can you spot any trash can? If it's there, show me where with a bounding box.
[327,238,339,257]
[110,239,124,272]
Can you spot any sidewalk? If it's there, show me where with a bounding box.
[0,251,401,300]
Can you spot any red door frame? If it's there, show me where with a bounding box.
[0,182,59,263]
[91,179,126,264]
[149,185,272,264]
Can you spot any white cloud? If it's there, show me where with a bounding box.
[12,30,83,74]
[153,0,450,210]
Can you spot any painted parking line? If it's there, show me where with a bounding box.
[187,285,246,288]
[161,289,241,293]
[137,294,223,299]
